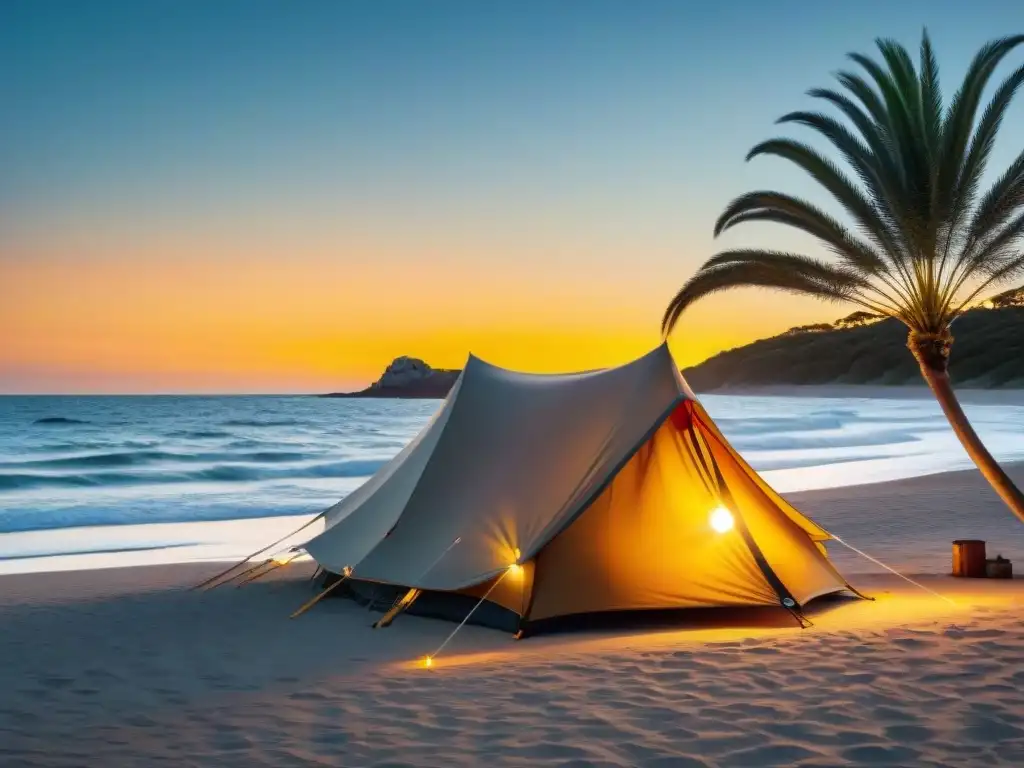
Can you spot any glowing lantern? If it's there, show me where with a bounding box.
[710,506,734,533]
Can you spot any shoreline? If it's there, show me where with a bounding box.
[700,383,1024,404]
[3,461,1024,577]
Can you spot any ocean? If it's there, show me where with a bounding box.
[1,393,1023,574]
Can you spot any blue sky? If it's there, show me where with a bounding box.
[2,1,1023,392]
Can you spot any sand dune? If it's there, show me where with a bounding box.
[3,464,1024,766]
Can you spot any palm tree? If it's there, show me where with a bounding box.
[663,31,1024,522]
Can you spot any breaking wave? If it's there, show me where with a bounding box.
[0,450,315,470]
[0,458,387,492]
[734,428,923,452]
[221,418,300,428]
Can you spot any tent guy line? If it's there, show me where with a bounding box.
[830,535,957,606]
[193,510,326,591]
[235,550,305,588]
[425,565,516,668]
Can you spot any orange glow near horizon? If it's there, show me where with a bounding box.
[1,228,832,393]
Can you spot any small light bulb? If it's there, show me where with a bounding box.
[710,506,734,533]
[507,563,523,576]
[424,656,433,668]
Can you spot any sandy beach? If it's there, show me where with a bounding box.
[2,463,1024,767]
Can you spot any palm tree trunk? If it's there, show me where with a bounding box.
[908,330,1024,524]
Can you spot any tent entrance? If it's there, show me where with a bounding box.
[522,400,848,624]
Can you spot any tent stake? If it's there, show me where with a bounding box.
[290,569,352,619]
[373,588,422,628]
[191,511,326,591]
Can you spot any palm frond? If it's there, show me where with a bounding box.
[849,50,921,194]
[919,32,944,164]
[943,208,1024,314]
[951,251,1024,316]
[950,61,1024,231]
[744,139,903,257]
[937,36,1024,238]
[776,110,885,196]
[805,88,900,186]
[963,148,1024,257]
[661,250,873,336]
[714,190,886,273]
[973,208,1024,276]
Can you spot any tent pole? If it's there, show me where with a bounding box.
[372,588,422,628]
[192,510,326,591]
[368,536,463,628]
[290,568,352,619]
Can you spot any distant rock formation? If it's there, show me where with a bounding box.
[322,356,461,399]
[684,304,1024,390]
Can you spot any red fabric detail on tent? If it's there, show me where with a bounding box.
[669,400,693,430]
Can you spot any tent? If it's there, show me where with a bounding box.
[301,343,862,634]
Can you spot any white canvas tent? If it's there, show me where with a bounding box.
[301,343,860,633]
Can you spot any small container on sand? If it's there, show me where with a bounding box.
[986,555,1013,579]
[952,540,987,578]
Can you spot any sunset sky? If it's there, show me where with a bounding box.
[2,0,1022,393]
